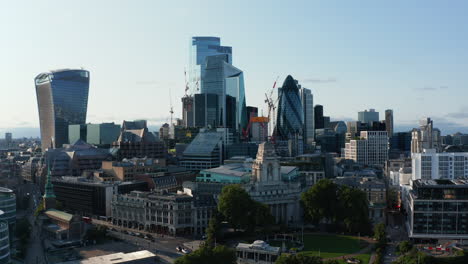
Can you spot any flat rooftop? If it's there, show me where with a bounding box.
[414,179,468,187]
[57,250,156,264]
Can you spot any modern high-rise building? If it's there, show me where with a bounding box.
[35,69,90,151]
[300,87,314,145]
[345,131,389,166]
[314,105,324,130]
[188,37,232,94]
[385,109,394,138]
[181,96,194,127]
[411,117,441,153]
[358,109,379,124]
[201,54,247,132]
[4,133,12,147]
[193,93,219,128]
[68,124,87,144]
[275,75,303,140]
[0,210,9,264]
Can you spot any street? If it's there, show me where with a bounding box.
[384,212,407,264]
[108,230,186,263]
[21,183,47,264]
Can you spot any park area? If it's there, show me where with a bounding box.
[299,234,371,264]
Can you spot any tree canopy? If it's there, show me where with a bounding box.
[174,245,236,264]
[301,179,371,234]
[218,184,273,232]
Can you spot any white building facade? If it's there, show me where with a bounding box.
[345,131,389,166]
[412,149,468,180]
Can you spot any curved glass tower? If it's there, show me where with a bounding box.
[275,75,304,140]
[188,37,232,94]
[35,69,90,150]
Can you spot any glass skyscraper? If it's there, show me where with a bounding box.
[35,69,90,150]
[188,37,232,94]
[201,54,247,132]
[275,75,304,140]
[300,86,314,145]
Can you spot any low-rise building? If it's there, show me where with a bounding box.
[236,240,280,264]
[43,209,84,240]
[112,120,166,160]
[57,250,156,264]
[111,190,216,236]
[334,177,386,223]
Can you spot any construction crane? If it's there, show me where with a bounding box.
[265,76,279,141]
[169,88,174,125]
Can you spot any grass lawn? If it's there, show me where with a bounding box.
[301,234,366,259]
[333,253,371,264]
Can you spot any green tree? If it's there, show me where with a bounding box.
[339,186,371,234]
[373,223,387,247]
[396,241,413,255]
[205,210,222,248]
[34,199,44,217]
[275,253,323,264]
[301,179,340,224]
[174,245,236,264]
[218,185,254,231]
[249,201,275,232]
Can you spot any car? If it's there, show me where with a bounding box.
[182,248,191,254]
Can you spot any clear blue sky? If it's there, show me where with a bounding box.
[1,0,467,137]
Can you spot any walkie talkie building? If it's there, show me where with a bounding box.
[35,69,90,150]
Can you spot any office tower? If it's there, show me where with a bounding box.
[180,130,224,170]
[358,109,379,124]
[412,149,468,180]
[385,109,394,138]
[250,117,269,142]
[68,124,87,144]
[411,117,441,153]
[314,105,324,129]
[4,133,12,147]
[35,69,90,150]
[345,131,389,166]
[0,210,9,263]
[87,123,121,145]
[405,179,468,240]
[201,54,247,132]
[193,93,219,128]
[188,37,232,94]
[246,106,258,121]
[181,96,194,127]
[275,75,304,140]
[300,87,314,145]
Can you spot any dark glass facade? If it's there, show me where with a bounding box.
[194,93,219,128]
[409,180,468,238]
[275,75,303,140]
[314,105,324,129]
[35,69,90,150]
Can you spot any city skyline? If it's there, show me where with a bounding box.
[1,1,468,137]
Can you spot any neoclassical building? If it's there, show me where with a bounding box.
[245,142,302,224]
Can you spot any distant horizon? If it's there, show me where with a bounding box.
[2,121,467,139]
